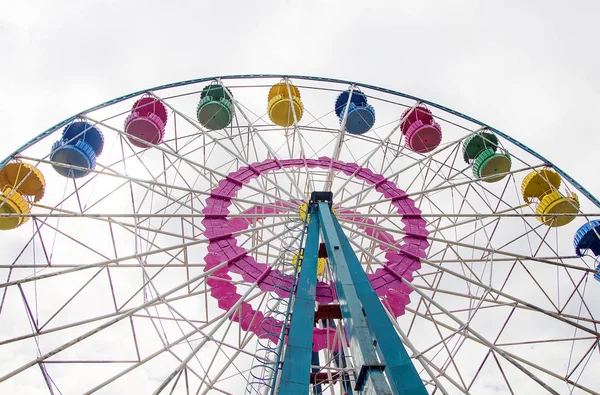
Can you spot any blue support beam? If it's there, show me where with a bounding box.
[318,202,428,395]
[277,200,427,394]
[317,203,392,394]
[278,206,321,394]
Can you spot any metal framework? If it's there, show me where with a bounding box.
[2,74,598,208]
[0,75,599,395]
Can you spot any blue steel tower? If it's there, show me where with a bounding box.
[277,192,427,395]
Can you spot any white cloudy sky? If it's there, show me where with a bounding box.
[1,2,600,393]
[1,0,599,200]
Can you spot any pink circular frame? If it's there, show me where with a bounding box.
[201,156,429,351]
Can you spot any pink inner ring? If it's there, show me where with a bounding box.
[201,156,429,351]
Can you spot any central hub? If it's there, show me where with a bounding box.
[309,191,333,207]
[298,192,336,222]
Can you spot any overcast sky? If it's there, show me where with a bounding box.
[1,0,599,200]
[1,2,600,393]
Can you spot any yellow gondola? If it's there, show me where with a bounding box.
[0,162,45,230]
[292,251,326,276]
[521,169,578,227]
[267,81,304,127]
[0,187,31,230]
[0,162,46,202]
[298,202,336,223]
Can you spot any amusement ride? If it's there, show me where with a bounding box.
[1,75,599,394]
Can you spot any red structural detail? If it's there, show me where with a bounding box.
[310,372,342,384]
[318,242,328,258]
[314,304,342,322]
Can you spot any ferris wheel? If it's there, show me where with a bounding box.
[1,74,599,394]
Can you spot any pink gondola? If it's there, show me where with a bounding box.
[124,97,168,148]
